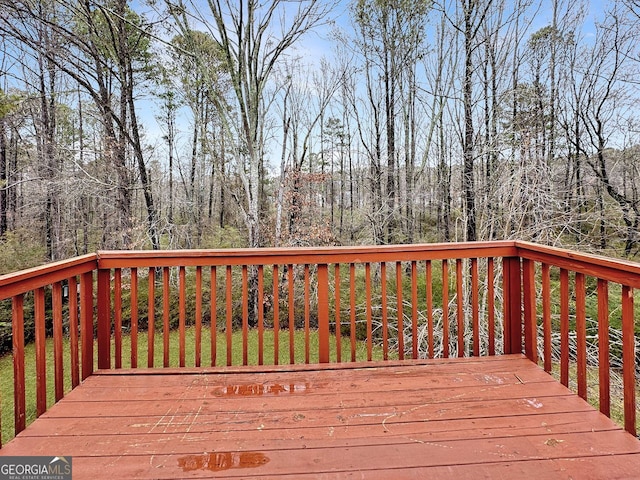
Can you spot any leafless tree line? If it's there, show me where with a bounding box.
[0,0,639,270]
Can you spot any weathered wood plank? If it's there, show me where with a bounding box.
[23,431,640,479]
[2,356,639,479]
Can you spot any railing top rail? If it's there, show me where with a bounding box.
[96,241,519,268]
[516,241,640,288]
[0,253,98,300]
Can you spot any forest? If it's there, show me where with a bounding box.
[0,0,639,272]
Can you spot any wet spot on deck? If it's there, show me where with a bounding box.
[178,452,269,472]
[222,382,317,396]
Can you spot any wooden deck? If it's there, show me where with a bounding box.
[2,354,639,479]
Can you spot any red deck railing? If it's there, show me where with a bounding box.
[0,241,637,447]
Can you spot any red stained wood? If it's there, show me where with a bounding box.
[194,266,202,367]
[225,265,232,366]
[147,268,155,368]
[272,264,279,366]
[34,287,46,417]
[80,271,93,380]
[96,269,110,370]
[317,264,330,363]
[12,294,25,436]
[396,261,404,360]
[442,259,449,358]
[3,356,639,479]
[114,268,122,369]
[560,268,570,387]
[68,276,79,388]
[426,260,434,359]
[471,258,479,356]
[365,263,372,362]
[487,258,495,356]
[381,262,388,360]
[575,272,587,400]
[130,267,138,368]
[456,258,464,356]
[210,266,217,367]
[621,285,636,436]
[162,267,170,368]
[411,261,418,359]
[288,264,295,364]
[522,258,537,363]
[257,265,264,366]
[334,264,342,363]
[52,282,63,402]
[597,279,610,417]
[304,264,310,364]
[542,263,552,373]
[349,263,356,362]
[242,265,248,366]
[178,266,185,367]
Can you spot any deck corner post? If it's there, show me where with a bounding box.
[503,257,522,355]
[317,263,330,363]
[97,268,111,370]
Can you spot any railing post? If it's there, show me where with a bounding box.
[317,264,330,363]
[503,257,522,355]
[97,268,111,370]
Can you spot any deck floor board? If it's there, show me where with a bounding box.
[2,354,639,479]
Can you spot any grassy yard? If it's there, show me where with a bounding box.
[0,327,388,445]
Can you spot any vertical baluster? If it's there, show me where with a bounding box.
[288,264,295,364]
[560,268,569,387]
[366,262,372,361]
[131,267,139,368]
[52,282,64,402]
[81,270,94,380]
[621,285,636,436]
[318,264,330,363]
[522,259,537,364]
[304,264,310,364]
[258,265,264,365]
[273,264,280,365]
[396,261,404,360]
[442,260,449,358]
[381,262,388,360]
[487,258,495,356]
[162,267,170,367]
[12,294,25,435]
[575,272,587,400]
[97,269,111,371]
[114,268,122,369]
[541,264,552,372]
[226,265,233,366]
[35,287,46,416]
[210,266,217,367]
[502,257,522,355]
[456,259,464,357]
[148,268,155,368]
[242,265,249,366]
[334,264,341,363]
[68,276,79,388]
[411,261,418,359]
[350,263,356,362]
[178,266,186,367]
[426,260,434,359]
[471,258,479,357]
[597,279,610,417]
[195,266,202,367]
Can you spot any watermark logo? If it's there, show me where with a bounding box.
[0,456,72,480]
